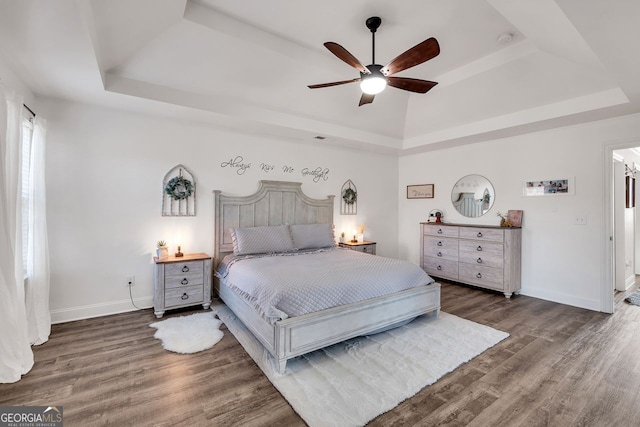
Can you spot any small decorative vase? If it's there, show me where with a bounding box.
[157,247,169,258]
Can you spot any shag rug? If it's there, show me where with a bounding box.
[625,288,640,306]
[212,303,509,427]
[149,311,223,354]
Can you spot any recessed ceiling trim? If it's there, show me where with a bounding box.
[104,72,403,150]
[183,0,328,67]
[435,39,537,88]
[403,87,629,150]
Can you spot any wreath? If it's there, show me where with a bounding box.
[164,176,194,200]
[342,187,357,205]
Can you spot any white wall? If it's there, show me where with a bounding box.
[41,99,399,322]
[399,113,640,312]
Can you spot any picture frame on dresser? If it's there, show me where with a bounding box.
[407,184,434,199]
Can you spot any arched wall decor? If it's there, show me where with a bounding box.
[162,164,196,216]
[340,179,358,215]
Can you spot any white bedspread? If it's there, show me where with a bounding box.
[216,248,435,324]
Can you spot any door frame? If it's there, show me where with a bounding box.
[604,140,640,314]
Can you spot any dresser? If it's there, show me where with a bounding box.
[420,223,521,298]
[153,253,212,318]
[338,241,377,255]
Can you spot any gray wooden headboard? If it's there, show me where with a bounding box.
[213,180,335,263]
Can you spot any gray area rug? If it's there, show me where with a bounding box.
[625,289,640,306]
[212,301,509,427]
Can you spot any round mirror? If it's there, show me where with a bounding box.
[451,174,495,217]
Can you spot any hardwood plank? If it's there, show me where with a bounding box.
[2,281,640,426]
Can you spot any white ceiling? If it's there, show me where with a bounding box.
[0,0,638,154]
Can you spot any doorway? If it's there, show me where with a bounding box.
[607,145,640,314]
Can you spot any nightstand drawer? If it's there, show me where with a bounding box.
[338,241,377,255]
[165,285,204,308]
[164,273,204,289]
[164,260,204,277]
[352,244,376,255]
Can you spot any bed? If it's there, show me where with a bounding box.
[213,180,440,373]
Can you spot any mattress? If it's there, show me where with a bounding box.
[215,248,435,324]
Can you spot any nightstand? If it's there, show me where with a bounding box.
[153,253,212,318]
[339,241,377,255]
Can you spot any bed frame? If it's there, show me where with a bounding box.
[213,180,440,373]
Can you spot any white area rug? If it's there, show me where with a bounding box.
[149,311,223,354]
[212,303,509,427]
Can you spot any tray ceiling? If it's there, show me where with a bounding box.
[0,0,638,154]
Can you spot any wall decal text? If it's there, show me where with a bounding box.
[221,156,251,175]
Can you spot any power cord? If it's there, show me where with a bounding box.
[128,280,143,310]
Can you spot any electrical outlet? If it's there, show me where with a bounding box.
[125,275,135,287]
[574,216,587,225]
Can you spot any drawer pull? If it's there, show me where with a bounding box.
[476,273,482,279]
[477,232,483,238]
[437,241,443,246]
[181,278,189,285]
[477,246,482,251]
[437,251,442,257]
[437,265,442,271]
[437,229,443,234]
[182,265,190,273]
[477,258,483,264]
[362,247,368,252]
[181,293,189,300]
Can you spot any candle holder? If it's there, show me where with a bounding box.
[175,245,184,257]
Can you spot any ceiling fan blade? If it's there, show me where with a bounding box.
[324,42,370,74]
[308,78,360,89]
[387,77,438,93]
[359,93,375,106]
[381,37,440,76]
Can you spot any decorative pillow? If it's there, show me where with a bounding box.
[230,225,295,255]
[290,223,335,250]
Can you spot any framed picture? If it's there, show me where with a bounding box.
[523,177,574,196]
[507,210,523,227]
[407,184,434,199]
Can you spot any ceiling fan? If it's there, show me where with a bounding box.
[308,16,440,106]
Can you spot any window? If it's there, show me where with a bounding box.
[21,111,34,275]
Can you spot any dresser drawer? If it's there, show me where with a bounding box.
[424,225,459,238]
[459,227,503,243]
[459,241,503,268]
[423,257,458,280]
[165,285,204,308]
[458,263,503,290]
[423,237,458,260]
[164,260,204,277]
[165,272,204,289]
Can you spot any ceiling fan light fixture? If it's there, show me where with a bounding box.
[360,74,387,95]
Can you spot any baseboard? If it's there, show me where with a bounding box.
[519,288,601,312]
[50,297,154,324]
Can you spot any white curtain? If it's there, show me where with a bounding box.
[0,84,33,383]
[25,116,50,345]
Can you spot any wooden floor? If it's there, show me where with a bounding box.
[2,282,640,426]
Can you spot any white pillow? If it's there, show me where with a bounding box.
[290,223,335,250]
[230,225,295,255]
